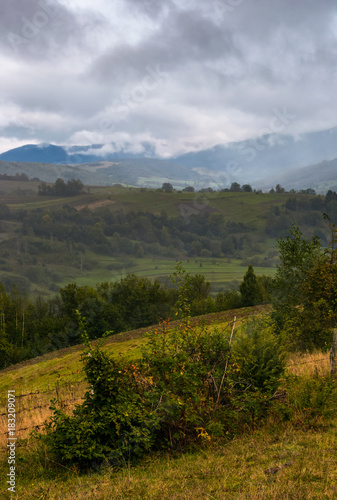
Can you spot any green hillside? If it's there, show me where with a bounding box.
[0,157,204,188]
[1,179,334,299]
[1,221,337,497]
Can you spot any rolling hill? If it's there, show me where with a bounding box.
[0,158,204,188]
[259,157,337,193]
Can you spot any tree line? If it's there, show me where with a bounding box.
[18,205,256,259]
[0,267,270,370]
[38,178,84,197]
[0,173,31,182]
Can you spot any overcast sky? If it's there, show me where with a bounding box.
[0,0,336,157]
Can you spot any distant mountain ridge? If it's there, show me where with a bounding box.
[0,142,158,165]
[259,157,337,193]
[172,127,337,183]
[1,125,337,190]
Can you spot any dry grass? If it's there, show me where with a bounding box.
[0,381,87,447]
[2,422,337,499]
[286,351,330,378]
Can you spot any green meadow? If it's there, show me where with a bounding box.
[63,256,276,292]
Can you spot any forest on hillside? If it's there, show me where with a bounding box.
[0,188,337,295]
[1,208,337,370]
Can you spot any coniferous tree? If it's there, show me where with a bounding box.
[239,265,263,307]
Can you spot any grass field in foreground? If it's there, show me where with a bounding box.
[5,421,336,500]
[0,350,334,499]
[0,304,335,499]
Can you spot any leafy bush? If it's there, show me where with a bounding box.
[39,266,287,469]
[279,305,333,352]
[141,319,232,443]
[40,317,229,467]
[39,316,287,468]
[42,347,162,468]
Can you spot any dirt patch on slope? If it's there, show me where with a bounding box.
[75,199,116,211]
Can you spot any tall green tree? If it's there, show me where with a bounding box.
[272,224,321,315]
[271,220,337,350]
[239,265,263,307]
[161,182,174,192]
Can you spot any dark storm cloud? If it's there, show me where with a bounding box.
[0,0,104,59]
[89,8,239,83]
[89,0,337,96]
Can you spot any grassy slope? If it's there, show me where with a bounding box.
[0,307,265,450]
[0,306,266,395]
[0,305,335,499]
[2,183,287,223]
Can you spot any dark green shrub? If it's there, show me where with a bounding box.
[285,374,337,428]
[232,316,286,393]
[42,341,163,468]
[140,318,233,444]
[215,290,242,311]
[40,307,236,467]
